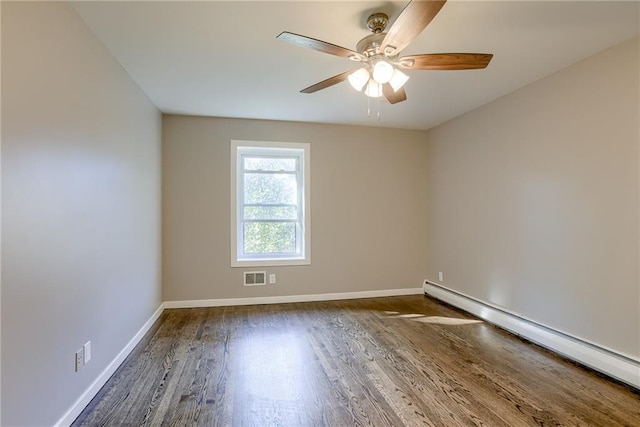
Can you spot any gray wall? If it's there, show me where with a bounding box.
[162,116,429,301]
[424,36,639,358]
[1,2,162,425]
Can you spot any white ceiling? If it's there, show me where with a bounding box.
[72,1,640,131]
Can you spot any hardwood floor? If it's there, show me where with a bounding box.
[73,295,640,426]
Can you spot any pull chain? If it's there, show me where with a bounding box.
[365,95,382,121]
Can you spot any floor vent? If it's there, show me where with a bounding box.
[244,271,266,286]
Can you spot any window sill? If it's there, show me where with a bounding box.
[231,258,311,268]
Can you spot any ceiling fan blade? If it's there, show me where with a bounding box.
[277,32,365,61]
[383,84,407,104]
[301,70,354,94]
[399,53,493,70]
[381,0,447,56]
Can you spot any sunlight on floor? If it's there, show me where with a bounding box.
[383,311,482,325]
[396,313,425,318]
[413,316,482,325]
[238,331,307,401]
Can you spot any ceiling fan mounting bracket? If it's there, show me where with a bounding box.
[366,13,389,34]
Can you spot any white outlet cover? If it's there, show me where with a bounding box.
[83,341,92,364]
[269,274,276,284]
[438,272,444,281]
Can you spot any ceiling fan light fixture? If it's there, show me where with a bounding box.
[364,80,383,98]
[348,68,370,91]
[372,60,394,84]
[277,0,494,113]
[389,69,410,92]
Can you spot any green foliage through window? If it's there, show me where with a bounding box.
[243,222,296,254]
[241,154,300,255]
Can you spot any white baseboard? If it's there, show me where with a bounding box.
[164,287,424,309]
[55,304,165,427]
[423,281,640,389]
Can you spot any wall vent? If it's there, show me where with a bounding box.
[244,271,266,286]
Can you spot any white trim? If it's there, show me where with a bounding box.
[423,280,640,389]
[164,288,424,309]
[54,304,165,427]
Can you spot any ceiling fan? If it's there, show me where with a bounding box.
[276,0,493,105]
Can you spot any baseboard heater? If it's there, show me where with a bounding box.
[423,280,640,390]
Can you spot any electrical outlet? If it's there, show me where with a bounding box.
[269,274,276,284]
[83,341,92,364]
[438,272,444,281]
[75,349,84,372]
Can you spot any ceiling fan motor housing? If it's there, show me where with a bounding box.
[357,13,390,58]
[356,33,387,57]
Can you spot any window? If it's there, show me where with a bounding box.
[231,140,310,266]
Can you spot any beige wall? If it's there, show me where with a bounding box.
[1,2,162,426]
[425,36,639,358]
[162,116,428,301]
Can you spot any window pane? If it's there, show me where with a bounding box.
[243,222,296,254]
[244,173,297,204]
[244,205,297,220]
[244,157,296,172]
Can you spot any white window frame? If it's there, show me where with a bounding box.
[230,140,310,267]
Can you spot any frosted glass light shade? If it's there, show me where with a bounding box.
[364,80,383,98]
[348,68,370,91]
[372,60,394,84]
[389,69,409,92]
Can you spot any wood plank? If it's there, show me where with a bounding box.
[72,295,640,426]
